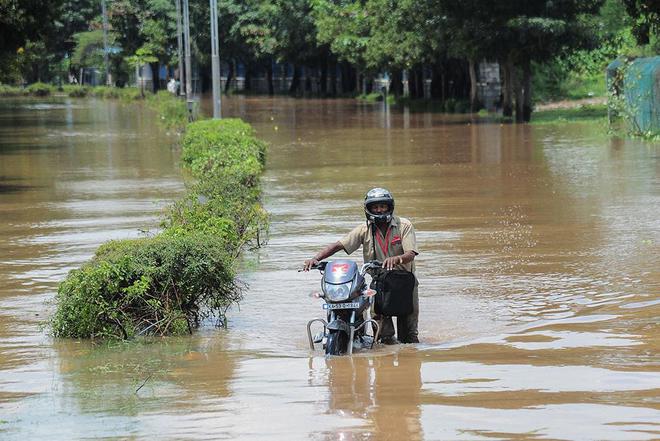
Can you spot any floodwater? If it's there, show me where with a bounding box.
[0,96,658,440]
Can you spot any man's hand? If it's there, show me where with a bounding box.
[303,258,319,272]
[382,255,403,271]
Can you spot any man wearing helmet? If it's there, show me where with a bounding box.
[303,188,419,344]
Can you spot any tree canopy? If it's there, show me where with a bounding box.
[0,0,654,120]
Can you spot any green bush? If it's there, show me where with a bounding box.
[453,99,470,113]
[147,91,188,131]
[165,118,269,255]
[444,98,456,113]
[53,116,269,339]
[180,119,266,177]
[119,87,143,101]
[357,92,384,102]
[26,82,55,96]
[62,85,89,97]
[52,234,239,339]
[90,86,121,99]
[0,84,24,97]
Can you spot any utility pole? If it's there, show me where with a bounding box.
[182,0,194,119]
[101,0,110,86]
[210,0,222,118]
[175,0,184,96]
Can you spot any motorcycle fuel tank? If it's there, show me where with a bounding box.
[323,260,358,284]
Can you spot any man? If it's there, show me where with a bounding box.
[303,188,419,344]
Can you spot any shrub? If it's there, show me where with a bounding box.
[147,91,189,131]
[118,87,143,101]
[90,86,121,99]
[51,234,240,339]
[444,98,456,113]
[53,116,269,339]
[454,100,470,113]
[165,118,269,255]
[26,82,55,96]
[0,84,24,97]
[62,85,89,97]
[358,92,384,102]
[180,118,266,176]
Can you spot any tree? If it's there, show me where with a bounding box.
[0,0,64,83]
[622,0,660,46]
[126,47,158,96]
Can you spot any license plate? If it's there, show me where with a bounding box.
[323,302,359,310]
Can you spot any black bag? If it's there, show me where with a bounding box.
[372,270,416,316]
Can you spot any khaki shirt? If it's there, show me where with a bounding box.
[339,216,418,273]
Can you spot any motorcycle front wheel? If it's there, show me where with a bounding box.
[325,330,349,355]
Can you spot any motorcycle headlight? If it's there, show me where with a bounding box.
[323,282,352,301]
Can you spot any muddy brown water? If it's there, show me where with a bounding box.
[0,96,658,440]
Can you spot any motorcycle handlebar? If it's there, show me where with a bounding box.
[299,260,382,273]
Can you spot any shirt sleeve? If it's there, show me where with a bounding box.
[400,220,419,255]
[339,224,366,255]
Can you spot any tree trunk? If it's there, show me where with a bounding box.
[150,62,160,92]
[415,68,424,99]
[320,62,328,96]
[267,61,274,95]
[513,64,524,123]
[390,69,403,97]
[330,62,337,96]
[289,64,300,95]
[468,58,479,112]
[244,62,252,92]
[408,68,417,98]
[502,59,513,118]
[522,59,532,122]
[431,64,442,99]
[224,61,234,93]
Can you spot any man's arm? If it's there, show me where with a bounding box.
[303,241,345,271]
[382,250,416,270]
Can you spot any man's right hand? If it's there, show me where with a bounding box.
[303,258,319,272]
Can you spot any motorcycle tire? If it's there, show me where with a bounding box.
[325,330,349,356]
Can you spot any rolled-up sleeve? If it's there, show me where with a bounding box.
[401,220,419,255]
[339,224,366,255]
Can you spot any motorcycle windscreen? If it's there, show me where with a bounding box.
[323,260,358,284]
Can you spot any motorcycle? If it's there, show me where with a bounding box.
[305,259,382,355]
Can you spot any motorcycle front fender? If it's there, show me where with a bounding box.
[326,319,350,334]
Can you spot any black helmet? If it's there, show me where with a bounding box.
[364,187,394,223]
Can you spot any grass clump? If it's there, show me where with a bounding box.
[531,104,608,124]
[357,92,384,102]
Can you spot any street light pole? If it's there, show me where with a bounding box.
[175,0,184,96]
[101,0,110,86]
[210,0,222,118]
[182,0,194,119]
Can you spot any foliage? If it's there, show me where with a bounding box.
[51,234,239,339]
[25,82,56,96]
[71,31,109,68]
[607,57,660,137]
[0,84,24,97]
[53,114,269,340]
[622,0,660,47]
[530,104,608,124]
[166,119,269,257]
[147,91,188,131]
[62,85,90,97]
